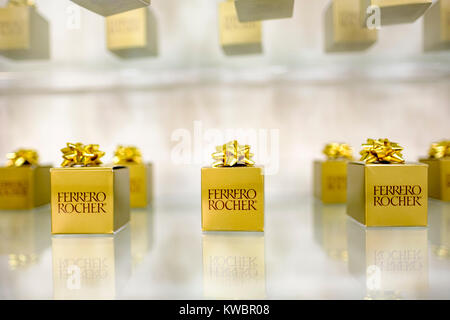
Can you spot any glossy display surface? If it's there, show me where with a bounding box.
[0,197,449,299]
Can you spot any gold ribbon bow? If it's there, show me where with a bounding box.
[428,140,450,159]
[7,0,35,7]
[61,142,105,167]
[6,149,39,167]
[212,140,255,168]
[322,143,353,160]
[360,138,405,164]
[113,145,143,164]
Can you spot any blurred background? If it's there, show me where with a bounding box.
[0,0,449,202]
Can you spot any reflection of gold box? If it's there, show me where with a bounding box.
[106,8,158,58]
[325,0,377,52]
[347,220,428,299]
[71,0,150,17]
[347,162,428,227]
[52,227,131,300]
[423,0,450,51]
[419,158,450,201]
[0,208,51,269]
[130,208,154,268]
[0,7,50,60]
[429,200,450,259]
[361,0,432,26]
[313,160,348,203]
[219,0,263,56]
[201,167,264,232]
[234,0,294,22]
[0,166,51,210]
[50,167,130,234]
[202,233,265,299]
[313,201,348,261]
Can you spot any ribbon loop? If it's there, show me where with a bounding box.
[113,145,143,164]
[323,143,353,160]
[428,140,450,159]
[360,138,405,164]
[212,140,255,168]
[61,142,105,167]
[6,149,39,167]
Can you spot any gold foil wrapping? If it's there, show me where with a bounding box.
[0,5,50,60]
[325,0,377,52]
[314,160,348,203]
[424,0,450,51]
[106,7,158,58]
[219,0,263,56]
[419,157,450,201]
[70,0,150,17]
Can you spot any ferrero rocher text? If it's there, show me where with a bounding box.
[56,192,107,214]
[208,189,257,211]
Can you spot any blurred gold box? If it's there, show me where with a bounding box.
[325,0,377,52]
[347,220,428,299]
[0,7,50,60]
[71,0,150,17]
[52,227,131,300]
[234,0,294,22]
[202,233,265,299]
[419,158,450,201]
[347,162,428,227]
[219,0,263,56]
[50,167,130,234]
[201,166,264,232]
[313,160,348,203]
[115,163,153,208]
[424,0,450,52]
[106,7,158,58]
[361,0,432,26]
[313,202,348,261]
[0,166,51,210]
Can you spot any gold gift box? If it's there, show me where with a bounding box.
[202,233,266,299]
[361,0,432,26]
[234,0,294,22]
[429,200,450,259]
[0,6,50,60]
[313,160,348,203]
[110,162,153,208]
[0,208,51,270]
[347,220,428,299]
[201,166,264,232]
[71,0,150,17]
[50,166,130,234]
[219,0,263,56]
[52,227,131,300]
[419,158,450,201]
[106,7,158,58]
[0,165,51,210]
[313,202,348,261]
[325,0,377,52]
[424,1,450,51]
[347,162,428,227]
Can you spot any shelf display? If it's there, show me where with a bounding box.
[347,139,428,227]
[0,0,49,60]
[313,143,353,204]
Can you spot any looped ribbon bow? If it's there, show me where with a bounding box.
[360,138,405,164]
[7,0,35,7]
[428,140,450,159]
[61,142,105,167]
[322,143,353,160]
[6,149,39,167]
[113,145,143,164]
[212,140,255,168]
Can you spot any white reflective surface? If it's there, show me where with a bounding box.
[0,197,449,300]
